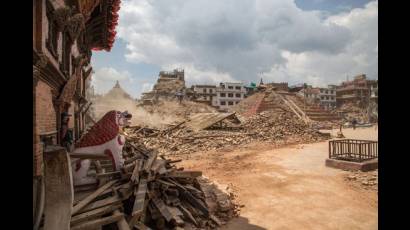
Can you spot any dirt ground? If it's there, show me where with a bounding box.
[177,127,378,230]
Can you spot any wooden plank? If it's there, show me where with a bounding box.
[128,178,148,227]
[166,170,202,178]
[152,198,173,222]
[168,179,209,217]
[72,180,118,215]
[69,153,109,160]
[96,171,121,178]
[131,160,142,183]
[143,151,158,173]
[114,210,131,230]
[71,204,121,225]
[177,205,198,226]
[78,196,122,214]
[43,146,73,230]
[128,142,150,158]
[124,155,143,165]
[123,162,136,173]
[70,212,124,230]
[132,178,148,215]
[210,214,223,226]
[134,222,152,230]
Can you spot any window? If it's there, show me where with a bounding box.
[209,89,213,93]
[203,88,206,93]
[220,93,226,97]
[228,93,233,97]
[236,101,239,104]
[236,93,241,98]
[326,90,329,94]
[228,101,234,105]
[228,86,233,89]
[235,86,241,90]
[321,96,324,100]
[220,101,226,105]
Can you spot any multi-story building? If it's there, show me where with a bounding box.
[215,82,246,111]
[298,86,320,104]
[189,85,218,106]
[33,0,121,225]
[141,69,186,103]
[318,85,337,110]
[336,74,377,107]
[370,80,378,103]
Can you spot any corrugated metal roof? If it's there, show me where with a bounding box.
[185,113,239,132]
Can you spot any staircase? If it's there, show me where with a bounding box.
[303,106,340,121]
[280,92,340,122]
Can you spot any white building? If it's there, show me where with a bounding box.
[297,85,336,110]
[318,85,337,110]
[191,85,218,106]
[215,82,246,111]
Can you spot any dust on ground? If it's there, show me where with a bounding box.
[173,127,378,230]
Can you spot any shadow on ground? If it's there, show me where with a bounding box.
[221,216,267,230]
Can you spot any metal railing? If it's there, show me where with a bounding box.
[329,139,378,162]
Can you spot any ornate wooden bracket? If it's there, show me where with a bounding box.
[34,54,48,69]
[53,6,71,31]
[67,13,85,41]
[33,68,40,87]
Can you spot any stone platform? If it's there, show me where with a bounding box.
[325,158,378,171]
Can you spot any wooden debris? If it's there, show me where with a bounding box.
[143,151,158,173]
[114,210,131,230]
[71,204,122,225]
[72,180,118,215]
[70,212,124,230]
[131,160,142,183]
[69,140,239,230]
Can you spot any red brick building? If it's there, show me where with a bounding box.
[33,0,120,177]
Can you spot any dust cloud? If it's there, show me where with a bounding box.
[91,92,180,129]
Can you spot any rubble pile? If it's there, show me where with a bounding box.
[142,101,218,120]
[243,110,325,142]
[125,110,328,156]
[332,102,368,123]
[70,143,240,230]
[229,92,265,114]
[345,170,378,191]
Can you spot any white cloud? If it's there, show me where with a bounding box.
[264,1,378,86]
[114,0,377,87]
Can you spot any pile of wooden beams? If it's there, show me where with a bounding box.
[70,143,238,230]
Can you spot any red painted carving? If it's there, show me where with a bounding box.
[75,110,119,148]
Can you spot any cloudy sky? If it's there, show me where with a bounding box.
[91,0,378,98]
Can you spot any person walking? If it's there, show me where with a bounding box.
[352,118,357,130]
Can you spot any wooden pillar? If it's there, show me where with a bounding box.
[33,68,40,176]
[43,146,73,230]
